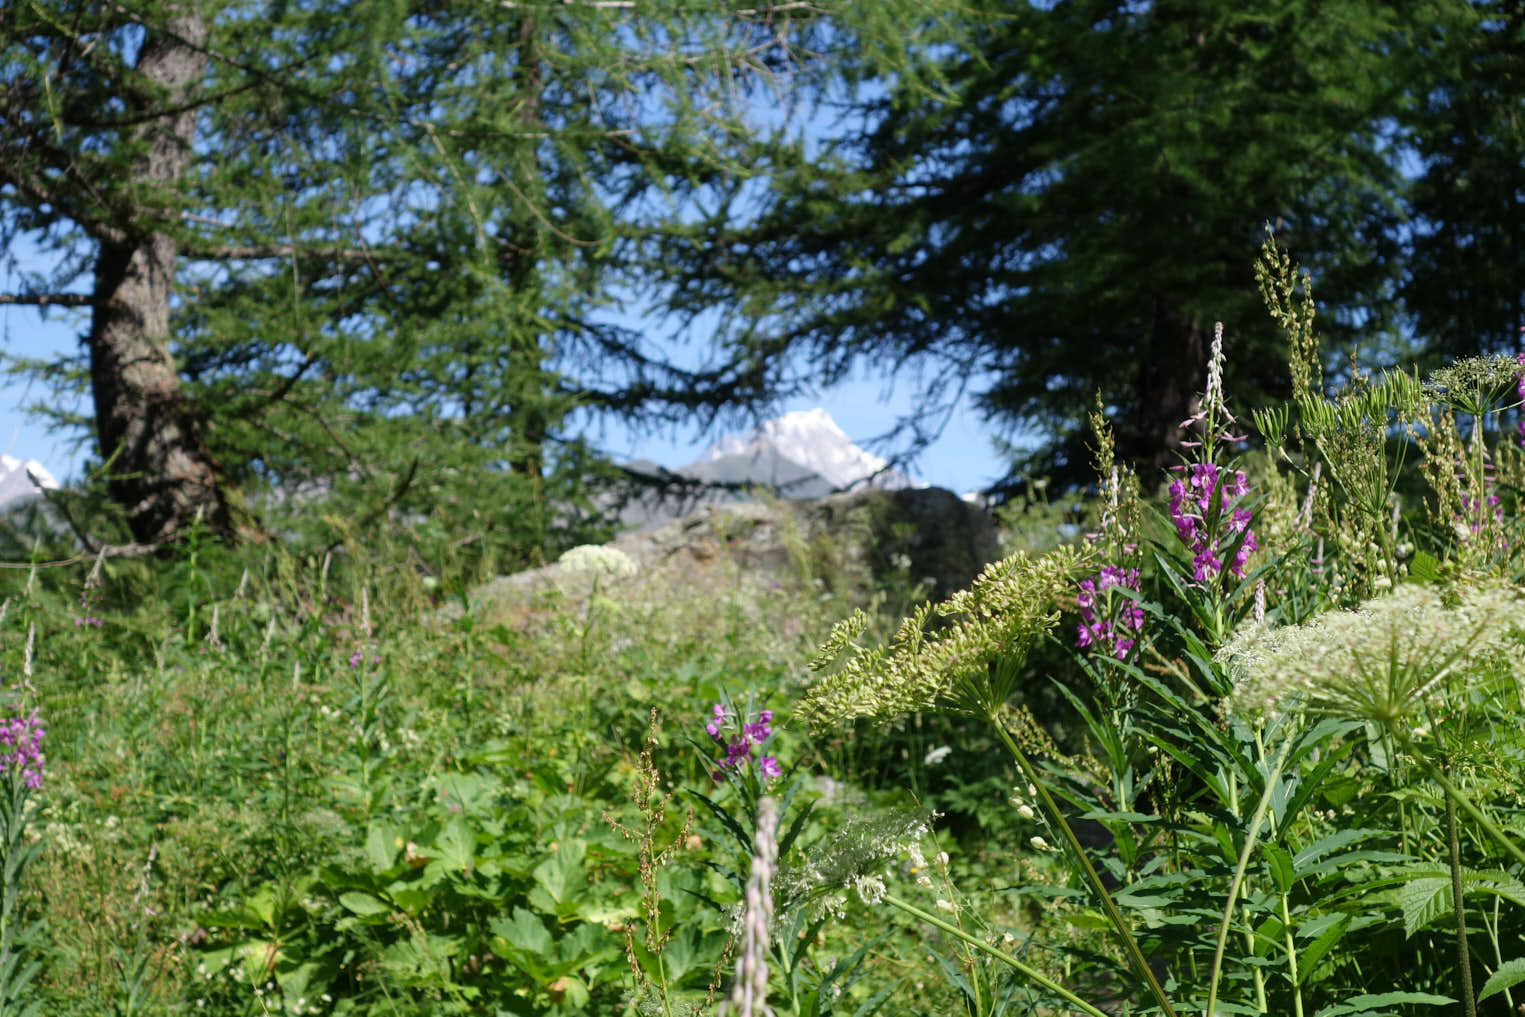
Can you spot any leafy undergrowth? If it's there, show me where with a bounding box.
[11,242,1525,1017]
[2,516,1020,1017]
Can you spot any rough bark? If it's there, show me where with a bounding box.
[85,9,257,546]
[1127,297,1208,478]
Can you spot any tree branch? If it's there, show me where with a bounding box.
[0,293,93,307]
[182,243,401,262]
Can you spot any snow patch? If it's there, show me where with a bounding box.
[694,408,913,491]
[0,455,59,510]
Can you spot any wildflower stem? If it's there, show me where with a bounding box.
[1279,888,1305,1017]
[881,893,1110,1017]
[1444,760,1478,1017]
[1204,732,1295,1017]
[989,716,1179,1017]
[1402,737,1525,870]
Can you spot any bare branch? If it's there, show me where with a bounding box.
[0,293,92,307]
[183,243,399,262]
[227,353,319,419]
[0,543,159,568]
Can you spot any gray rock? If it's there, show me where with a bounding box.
[441,486,999,623]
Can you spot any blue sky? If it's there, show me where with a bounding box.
[0,305,1012,495]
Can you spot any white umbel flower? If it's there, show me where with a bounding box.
[1219,581,1523,725]
[558,544,638,578]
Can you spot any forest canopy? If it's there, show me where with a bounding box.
[1,0,1520,558]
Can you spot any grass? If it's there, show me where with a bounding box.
[7,242,1525,1016]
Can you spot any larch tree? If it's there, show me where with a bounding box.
[658,0,1416,487]
[1401,0,1525,363]
[0,0,925,555]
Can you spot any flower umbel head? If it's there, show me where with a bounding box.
[557,544,638,578]
[1219,581,1524,726]
[774,807,933,919]
[805,545,1093,726]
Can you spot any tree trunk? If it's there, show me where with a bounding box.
[1126,297,1208,478]
[503,14,549,484]
[86,9,255,546]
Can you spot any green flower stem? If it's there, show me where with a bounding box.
[1444,766,1478,1017]
[990,718,1179,1017]
[1400,737,1525,870]
[882,893,1110,1017]
[1279,888,1305,1017]
[1204,733,1296,1017]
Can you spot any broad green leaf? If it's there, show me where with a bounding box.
[1479,958,1525,1001]
[431,815,478,872]
[1314,991,1454,1017]
[388,886,435,916]
[1263,844,1294,895]
[1398,877,1450,937]
[533,839,587,907]
[365,823,400,874]
[245,885,280,929]
[338,892,390,918]
[491,907,554,958]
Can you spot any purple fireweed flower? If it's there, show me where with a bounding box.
[706,702,780,781]
[1168,461,1256,585]
[1514,351,1525,448]
[348,648,364,669]
[0,714,45,791]
[1075,565,1144,659]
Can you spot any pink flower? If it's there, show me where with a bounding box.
[1075,566,1145,659]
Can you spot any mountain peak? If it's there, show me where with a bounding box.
[695,409,913,491]
[0,455,60,509]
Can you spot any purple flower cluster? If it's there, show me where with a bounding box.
[1516,352,1525,449]
[1461,493,1503,534]
[706,703,781,780]
[1075,565,1145,659]
[0,714,45,791]
[1168,463,1257,582]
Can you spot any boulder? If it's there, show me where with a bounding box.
[441,486,999,624]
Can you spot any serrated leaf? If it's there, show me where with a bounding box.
[337,891,390,918]
[1479,958,1525,1001]
[430,814,478,873]
[1314,991,1454,1017]
[1398,877,1451,937]
[490,907,553,957]
[532,838,586,907]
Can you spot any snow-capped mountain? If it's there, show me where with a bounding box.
[0,455,59,509]
[693,408,914,492]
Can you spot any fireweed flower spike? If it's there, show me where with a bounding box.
[1075,565,1145,659]
[717,797,778,1017]
[705,703,780,780]
[1167,464,1258,584]
[0,714,44,791]
[1516,351,1525,449]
